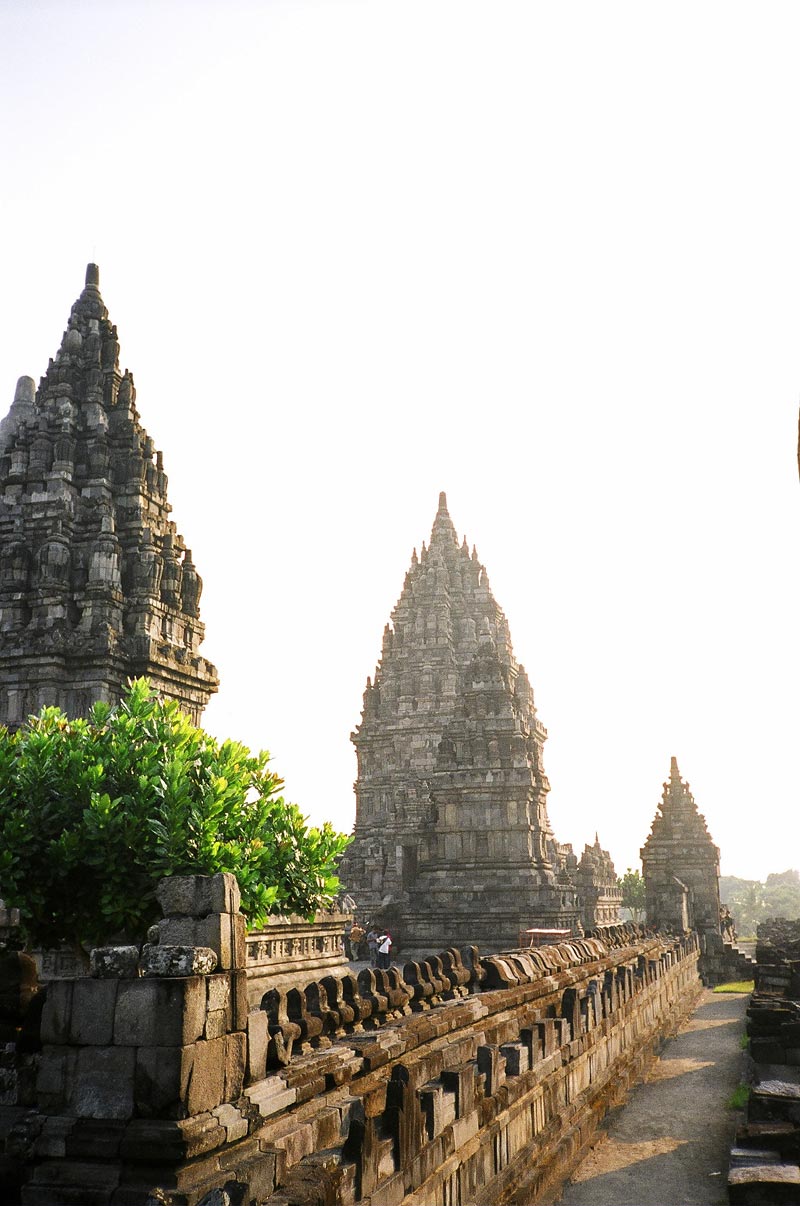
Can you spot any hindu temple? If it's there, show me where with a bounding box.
[0,264,218,726]
[641,755,722,942]
[341,492,620,949]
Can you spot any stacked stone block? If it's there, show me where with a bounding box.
[727,918,800,1204]
[22,873,253,1205]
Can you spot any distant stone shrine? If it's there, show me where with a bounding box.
[0,265,218,725]
[341,493,620,950]
[641,756,722,940]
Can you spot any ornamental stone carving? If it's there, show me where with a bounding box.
[0,265,219,725]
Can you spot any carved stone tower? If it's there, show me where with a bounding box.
[577,836,624,929]
[0,264,218,726]
[640,757,721,938]
[342,493,584,951]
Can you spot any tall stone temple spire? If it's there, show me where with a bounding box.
[342,493,616,951]
[640,757,721,938]
[0,264,218,725]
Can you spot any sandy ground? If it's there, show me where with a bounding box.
[554,989,749,1206]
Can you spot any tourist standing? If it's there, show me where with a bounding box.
[350,922,365,959]
[377,932,392,969]
[367,929,379,966]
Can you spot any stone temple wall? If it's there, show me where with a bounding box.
[0,874,702,1206]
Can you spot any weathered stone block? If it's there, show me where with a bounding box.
[246,1009,268,1084]
[177,1110,226,1158]
[70,1045,136,1119]
[90,945,140,979]
[156,873,241,919]
[477,1044,505,1096]
[64,1118,126,1159]
[135,1045,183,1116]
[244,1076,297,1117]
[205,1009,227,1040]
[212,1101,248,1143]
[225,1152,283,1203]
[34,1115,76,1158]
[36,1045,77,1112]
[231,969,248,1031]
[139,943,217,977]
[183,1037,227,1115]
[40,980,73,1045]
[501,1042,529,1076]
[31,1157,121,1192]
[207,974,230,1014]
[69,978,118,1045]
[272,1122,314,1167]
[114,977,205,1047]
[186,913,246,971]
[225,1031,246,1101]
[157,915,196,946]
[728,1164,800,1204]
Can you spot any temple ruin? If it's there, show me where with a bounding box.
[341,493,620,949]
[641,756,722,943]
[0,265,218,726]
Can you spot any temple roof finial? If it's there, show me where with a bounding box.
[85,263,100,289]
[430,490,458,549]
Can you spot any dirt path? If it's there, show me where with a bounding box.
[555,989,749,1206]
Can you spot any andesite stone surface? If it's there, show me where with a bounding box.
[0,264,218,726]
[341,493,620,950]
[641,756,721,938]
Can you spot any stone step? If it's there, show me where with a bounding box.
[729,1146,783,1166]
[728,1163,800,1205]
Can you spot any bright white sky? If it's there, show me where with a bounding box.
[1,1,798,882]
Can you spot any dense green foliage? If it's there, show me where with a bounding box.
[617,867,646,922]
[0,679,351,949]
[720,870,800,937]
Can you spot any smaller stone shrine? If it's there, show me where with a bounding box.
[0,264,218,725]
[578,835,624,928]
[641,756,721,941]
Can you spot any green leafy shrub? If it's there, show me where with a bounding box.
[0,679,351,949]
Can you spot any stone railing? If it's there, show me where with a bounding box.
[0,875,705,1206]
[244,910,349,1006]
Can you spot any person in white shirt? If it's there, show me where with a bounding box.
[377,933,392,969]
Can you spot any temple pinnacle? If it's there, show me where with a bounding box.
[430,491,458,548]
[85,263,100,289]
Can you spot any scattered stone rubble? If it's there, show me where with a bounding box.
[728,918,800,1204]
[0,264,218,727]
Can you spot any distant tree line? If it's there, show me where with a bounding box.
[720,869,800,938]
